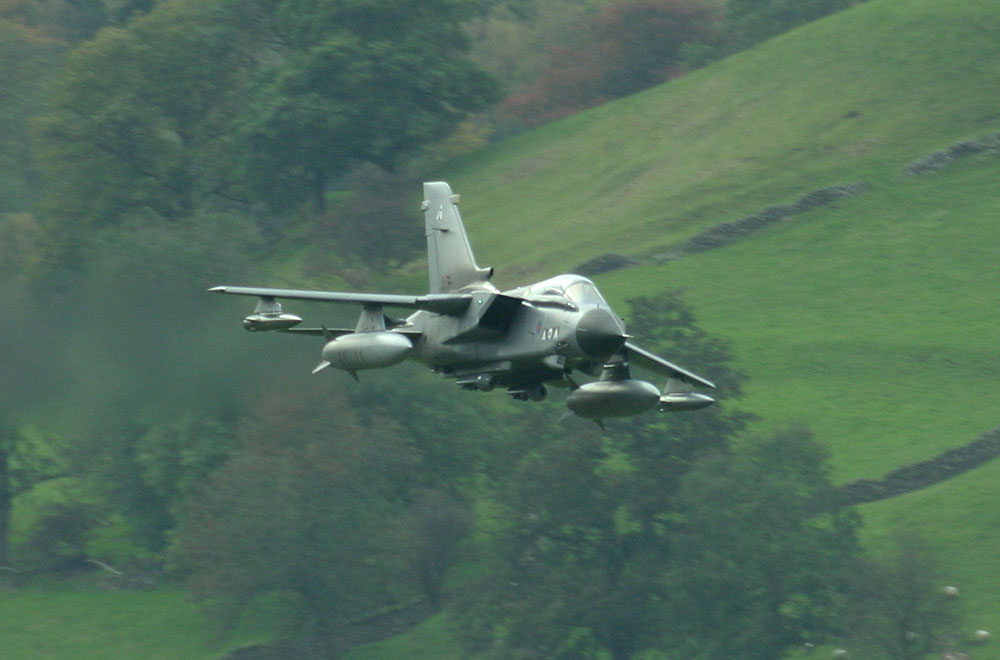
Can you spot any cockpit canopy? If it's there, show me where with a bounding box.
[524,275,609,308]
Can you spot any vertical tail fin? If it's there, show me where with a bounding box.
[423,182,493,293]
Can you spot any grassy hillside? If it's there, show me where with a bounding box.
[416,0,1000,652]
[446,0,1000,285]
[0,586,271,660]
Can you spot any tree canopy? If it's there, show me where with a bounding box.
[33,0,500,245]
[666,427,860,659]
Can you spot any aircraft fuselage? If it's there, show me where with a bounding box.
[402,275,626,393]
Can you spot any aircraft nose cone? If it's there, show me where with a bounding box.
[576,308,626,359]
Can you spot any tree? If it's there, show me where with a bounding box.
[240,0,500,212]
[460,428,641,660]
[663,427,860,659]
[134,415,237,523]
[34,0,500,254]
[48,211,261,555]
[620,293,752,531]
[180,389,419,656]
[0,425,72,568]
[841,533,962,660]
[15,500,98,573]
[0,278,73,569]
[459,294,750,660]
[394,489,471,609]
[34,0,251,252]
[594,0,723,98]
[498,0,722,127]
[0,0,108,41]
[726,0,853,47]
[305,166,426,276]
[0,20,63,213]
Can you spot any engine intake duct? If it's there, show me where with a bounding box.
[443,293,522,343]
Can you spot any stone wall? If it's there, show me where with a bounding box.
[571,181,870,275]
[653,181,869,262]
[905,132,1000,175]
[573,128,1000,276]
[838,427,1000,505]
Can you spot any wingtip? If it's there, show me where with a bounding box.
[208,286,226,293]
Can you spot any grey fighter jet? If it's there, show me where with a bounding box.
[210,182,715,421]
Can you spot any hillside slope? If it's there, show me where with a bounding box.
[446,0,1000,283]
[425,0,1000,651]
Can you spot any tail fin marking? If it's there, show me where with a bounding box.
[423,182,492,293]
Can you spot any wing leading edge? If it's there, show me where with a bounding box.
[208,286,472,316]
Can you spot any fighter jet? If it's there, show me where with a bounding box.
[210,182,715,421]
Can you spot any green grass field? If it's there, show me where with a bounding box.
[340,613,463,660]
[0,587,216,660]
[7,0,1000,656]
[0,578,286,660]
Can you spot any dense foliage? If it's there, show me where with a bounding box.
[181,391,418,653]
[23,0,498,264]
[665,428,860,659]
[498,0,724,127]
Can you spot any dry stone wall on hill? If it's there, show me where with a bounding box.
[905,132,1000,175]
[573,128,1000,277]
[838,427,1000,505]
[572,181,870,276]
[653,182,870,262]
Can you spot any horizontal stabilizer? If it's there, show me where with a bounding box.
[209,286,471,316]
[624,341,716,390]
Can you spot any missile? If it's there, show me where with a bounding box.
[242,312,303,332]
[320,331,413,372]
[566,379,660,419]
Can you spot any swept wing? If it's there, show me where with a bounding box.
[624,341,717,390]
[209,286,472,316]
